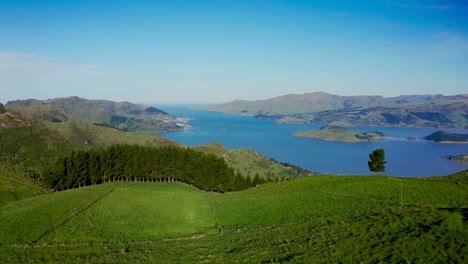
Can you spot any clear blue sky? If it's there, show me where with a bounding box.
[1,0,467,104]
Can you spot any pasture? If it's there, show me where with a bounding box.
[0,172,466,263]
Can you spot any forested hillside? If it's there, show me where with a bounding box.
[43,145,262,192]
[0,104,298,201]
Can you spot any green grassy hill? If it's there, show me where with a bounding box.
[195,142,312,180]
[1,171,466,263]
[0,111,174,166]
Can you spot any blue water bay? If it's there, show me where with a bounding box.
[161,106,468,177]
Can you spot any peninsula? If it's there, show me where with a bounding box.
[425,131,468,143]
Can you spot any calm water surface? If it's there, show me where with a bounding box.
[160,106,468,177]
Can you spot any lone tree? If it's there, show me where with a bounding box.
[0,103,5,114]
[368,148,386,175]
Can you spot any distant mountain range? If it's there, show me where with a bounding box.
[195,92,468,128]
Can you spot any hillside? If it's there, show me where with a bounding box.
[0,109,174,164]
[293,126,386,142]
[195,92,468,128]
[0,104,305,196]
[41,144,258,193]
[6,96,186,133]
[0,163,46,207]
[0,171,467,263]
[194,142,313,180]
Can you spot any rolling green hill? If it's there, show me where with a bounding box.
[0,110,174,166]
[195,142,313,180]
[0,171,466,263]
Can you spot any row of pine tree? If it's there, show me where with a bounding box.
[42,144,266,192]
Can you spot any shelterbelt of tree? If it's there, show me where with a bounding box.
[42,145,265,193]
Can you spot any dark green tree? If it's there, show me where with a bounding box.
[253,173,262,186]
[0,103,6,114]
[368,148,386,175]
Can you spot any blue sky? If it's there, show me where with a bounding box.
[1,0,467,104]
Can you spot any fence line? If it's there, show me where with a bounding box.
[206,193,223,233]
[11,233,209,249]
[27,187,114,246]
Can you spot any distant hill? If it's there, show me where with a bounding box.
[389,94,468,104]
[0,109,175,167]
[6,96,184,133]
[196,92,391,115]
[425,131,468,143]
[195,92,468,128]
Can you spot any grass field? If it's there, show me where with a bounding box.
[38,182,217,243]
[0,186,108,244]
[0,172,467,263]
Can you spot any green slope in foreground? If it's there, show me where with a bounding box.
[1,171,467,263]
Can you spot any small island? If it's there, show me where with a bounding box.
[293,126,386,142]
[443,154,468,163]
[424,131,468,143]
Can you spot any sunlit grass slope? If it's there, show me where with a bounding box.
[43,119,176,149]
[0,182,215,246]
[0,186,108,244]
[39,182,217,243]
[1,172,467,263]
[213,174,468,229]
